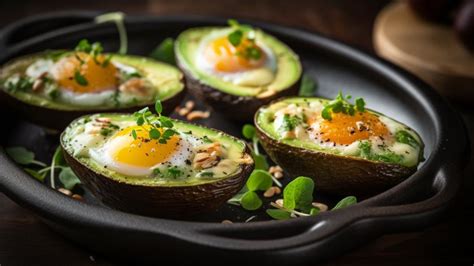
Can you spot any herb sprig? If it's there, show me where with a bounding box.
[266,177,358,220]
[149,38,176,65]
[227,19,262,60]
[131,100,177,144]
[322,91,366,121]
[227,169,273,210]
[5,146,81,190]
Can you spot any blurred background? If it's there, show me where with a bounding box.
[0,0,472,265]
[0,0,391,51]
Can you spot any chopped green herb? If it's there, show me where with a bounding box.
[358,141,403,164]
[321,91,365,121]
[121,71,142,81]
[152,168,162,177]
[226,19,261,60]
[4,76,33,93]
[200,172,214,177]
[358,141,372,158]
[166,167,183,179]
[202,136,213,143]
[281,114,302,132]
[355,97,365,112]
[131,129,138,140]
[228,29,243,46]
[74,70,88,86]
[396,130,419,148]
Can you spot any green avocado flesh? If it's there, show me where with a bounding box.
[256,97,424,168]
[61,114,249,186]
[175,27,302,97]
[0,51,184,110]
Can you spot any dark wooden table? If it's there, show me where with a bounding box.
[1,1,473,265]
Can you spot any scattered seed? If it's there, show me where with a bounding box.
[275,199,284,207]
[312,202,328,212]
[273,186,281,195]
[32,79,44,91]
[264,187,276,198]
[119,78,147,95]
[178,107,190,116]
[273,171,283,179]
[57,188,72,196]
[72,194,84,201]
[186,110,210,121]
[221,219,233,224]
[184,100,195,110]
[269,165,283,174]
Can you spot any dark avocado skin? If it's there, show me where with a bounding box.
[255,118,416,196]
[178,63,300,122]
[0,88,185,131]
[61,139,254,218]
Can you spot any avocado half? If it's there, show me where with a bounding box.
[61,113,254,217]
[175,27,302,121]
[255,97,425,195]
[0,52,185,130]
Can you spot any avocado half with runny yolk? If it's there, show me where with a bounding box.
[61,113,254,217]
[0,51,185,130]
[175,26,302,121]
[255,97,425,195]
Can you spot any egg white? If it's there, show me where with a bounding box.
[24,57,153,107]
[272,101,419,158]
[89,132,203,177]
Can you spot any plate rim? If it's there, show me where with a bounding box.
[0,13,469,261]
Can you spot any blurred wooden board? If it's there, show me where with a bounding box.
[374,2,474,103]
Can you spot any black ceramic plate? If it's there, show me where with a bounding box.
[0,12,469,265]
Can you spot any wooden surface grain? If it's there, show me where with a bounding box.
[1,1,473,265]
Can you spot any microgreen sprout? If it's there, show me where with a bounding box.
[321,91,366,121]
[131,100,178,144]
[5,146,81,190]
[149,37,176,65]
[266,177,358,220]
[227,169,273,210]
[95,12,127,54]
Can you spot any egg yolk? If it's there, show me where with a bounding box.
[204,36,266,72]
[317,112,389,145]
[111,126,180,167]
[52,52,118,93]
